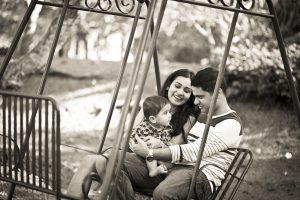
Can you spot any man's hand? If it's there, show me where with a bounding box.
[129,135,149,158]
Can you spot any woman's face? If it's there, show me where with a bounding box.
[167,76,192,107]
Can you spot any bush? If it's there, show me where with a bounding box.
[225,43,300,105]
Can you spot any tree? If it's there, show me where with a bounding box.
[0,0,80,89]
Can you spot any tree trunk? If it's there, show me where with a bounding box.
[1,1,79,89]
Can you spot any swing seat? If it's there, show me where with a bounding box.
[133,148,253,200]
[84,147,252,200]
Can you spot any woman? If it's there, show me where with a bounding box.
[67,69,200,198]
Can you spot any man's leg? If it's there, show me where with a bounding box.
[153,165,212,200]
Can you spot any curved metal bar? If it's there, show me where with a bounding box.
[98,0,113,11]
[85,0,98,9]
[171,0,273,18]
[0,0,38,80]
[238,0,255,10]
[97,2,143,154]
[84,0,136,14]
[38,0,141,19]
[186,3,240,200]
[207,0,255,10]
[265,0,300,124]
[207,0,219,5]
[98,0,158,198]
[220,0,234,7]
[115,0,136,14]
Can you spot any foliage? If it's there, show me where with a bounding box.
[0,0,300,104]
[223,0,300,104]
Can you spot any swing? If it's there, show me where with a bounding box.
[1,0,300,200]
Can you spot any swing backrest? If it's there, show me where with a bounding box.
[0,90,62,198]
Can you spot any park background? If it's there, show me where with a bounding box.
[0,0,299,199]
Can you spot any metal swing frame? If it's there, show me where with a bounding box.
[0,0,157,199]
[0,0,299,200]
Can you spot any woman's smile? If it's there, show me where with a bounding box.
[167,76,192,106]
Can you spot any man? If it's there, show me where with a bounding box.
[129,67,243,199]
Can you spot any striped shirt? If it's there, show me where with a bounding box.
[168,110,242,187]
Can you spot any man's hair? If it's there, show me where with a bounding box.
[191,67,227,93]
[143,96,169,120]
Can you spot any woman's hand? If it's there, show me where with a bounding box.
[143,136,165,148]
[129,135,149,158]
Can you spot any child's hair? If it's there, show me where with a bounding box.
[191,67,227,93]
[143,96,169,120]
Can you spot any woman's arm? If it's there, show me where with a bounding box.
[183,115,197,138]
[170,115,197,145]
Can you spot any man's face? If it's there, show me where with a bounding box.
[192,86,212,112]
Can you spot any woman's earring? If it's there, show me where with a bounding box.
[166,87,169,90]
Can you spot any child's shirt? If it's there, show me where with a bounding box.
[131,118,173,145]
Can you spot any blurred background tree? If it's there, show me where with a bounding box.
[0,0,299,105]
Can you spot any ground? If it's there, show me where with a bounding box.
[1,57,300,200]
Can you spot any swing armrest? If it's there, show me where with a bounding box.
[204,147,253,200]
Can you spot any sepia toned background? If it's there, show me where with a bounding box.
[0,0,299,199]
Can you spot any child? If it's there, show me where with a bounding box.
[131,95,173,177]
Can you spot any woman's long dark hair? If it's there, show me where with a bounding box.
[159,69,200,138]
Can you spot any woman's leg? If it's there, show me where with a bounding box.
[67,154,108,198]
[102,153,163,199]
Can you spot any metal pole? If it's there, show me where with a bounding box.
[98,0,158,198]
[37,0,70,94]
[146,0,162,94]
[111,0,168,198]
[97,2,143,154]
[0,0,38,80]
[265,0,300,124]
[186,7,240,200]
[7,1,70,199]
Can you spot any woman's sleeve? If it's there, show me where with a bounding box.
[169,119,242,163]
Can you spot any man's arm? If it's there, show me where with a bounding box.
[131,135,172,161]
[132,119,241,163]
[168,119,242,163]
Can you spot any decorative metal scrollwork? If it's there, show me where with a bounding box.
[115,0,135,14]
[207,0,255,10]
[84,0,135,14]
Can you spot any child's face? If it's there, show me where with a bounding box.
[155,103,172,127]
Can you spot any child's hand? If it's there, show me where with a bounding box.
[143,136,165,148]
